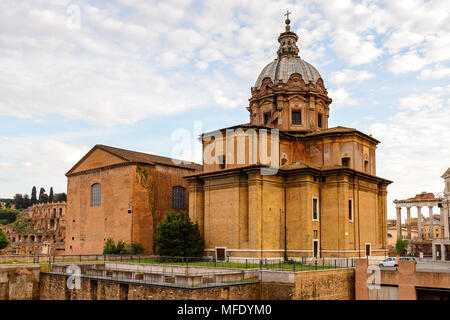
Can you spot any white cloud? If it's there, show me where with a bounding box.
[329,69,375,85]
[384,31,424,54]
[0,137,90,197]
[328,87,358,109]
[330,30,382,66]
[418,65,450,80]
[368,85,450,218]
[387,51,428,74]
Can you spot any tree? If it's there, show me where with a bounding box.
[0,208,20,224]
[38,188,45,202]
[38,188,49,203]
[49,187,54,203]
[155,211,205,257]
[31,186,37,204]
[54,192,67,202]
[0,228,9,250]
[13,194,31,210]
[102,238,145,254]
[396,239,408,255]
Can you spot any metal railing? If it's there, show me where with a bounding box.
[0,254,356,271]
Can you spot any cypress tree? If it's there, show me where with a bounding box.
[38,188,45,203]
[31,186,37,204]
[49,187,54,203]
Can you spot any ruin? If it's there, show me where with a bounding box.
[0,202,66,255]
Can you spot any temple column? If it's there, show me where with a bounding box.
[428,206,434,240]
[440,207,445,239]
[444,203,449,239]
[417,206,422,241]
[396,206,402,242]
[406,206,411,239]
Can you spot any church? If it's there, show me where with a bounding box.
[186,17,392,260]
[65,144,201,254]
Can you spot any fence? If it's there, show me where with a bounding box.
[0,254,356,271]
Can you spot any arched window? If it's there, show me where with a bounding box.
[172,186,186,210]
[91,183,101,207]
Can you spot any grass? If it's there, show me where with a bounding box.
[117,258,338,271]
[0,256,343,272]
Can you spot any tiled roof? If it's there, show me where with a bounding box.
[66,145,202,176]
[96,145,202,171]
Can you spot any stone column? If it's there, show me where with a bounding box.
[417,206,422,241]
[444,201,450,239]
[428,206,434,240]
[406,206,411,239]
[396,206,402,242]
[440,207,445,239]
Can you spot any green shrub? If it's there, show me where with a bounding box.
[154,211,205,257]
[103,238,117,254]
[131,242,145,254]
[395,239,408,255]
[0,229,10,250]
[0,208,19,225]
[102,238,145,254]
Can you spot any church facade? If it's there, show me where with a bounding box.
[186,18,392,260]
[65,144,201,254]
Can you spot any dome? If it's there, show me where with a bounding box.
[254,56,322,89]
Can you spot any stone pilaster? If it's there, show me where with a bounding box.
[406,206,411,240]
[417,206,422,241]
[428,206,434,240]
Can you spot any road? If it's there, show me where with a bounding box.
[379,260,450,272]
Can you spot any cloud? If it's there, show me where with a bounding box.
[0,137,90,197]
[330,30,383,66]
[328,87,358,109]
[368,85,450,218]
[418,65,450,80]
[387,51,429,74]
[329,69,375,85]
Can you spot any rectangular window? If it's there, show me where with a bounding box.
[365,243,371,257]
[264,113,270,125]
[342,158,350,167]
[218,155,226,169]
[313,240,319,258]
[292,111,302,125]
[172,186,186,210]
[312,198,318,221]
[91,184,101,207]
[348,199,353,222]
[318,113,323,128]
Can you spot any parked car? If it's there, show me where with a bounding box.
[379,256,417,268]
[399,257,417,264]
[379,257,397,268]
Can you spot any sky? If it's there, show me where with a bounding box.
[0,0,449,220]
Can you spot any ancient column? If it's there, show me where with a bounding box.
[428,206,434,240]
[396,206,402,241]
[440,206,445,239]
[444,202,450,239]
[417,206,422,240]
[406,206,411,239]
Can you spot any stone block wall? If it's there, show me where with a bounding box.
[294,268,355,300]
[0,265,40,300]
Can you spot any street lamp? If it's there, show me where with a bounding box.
[437,192,449,240]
